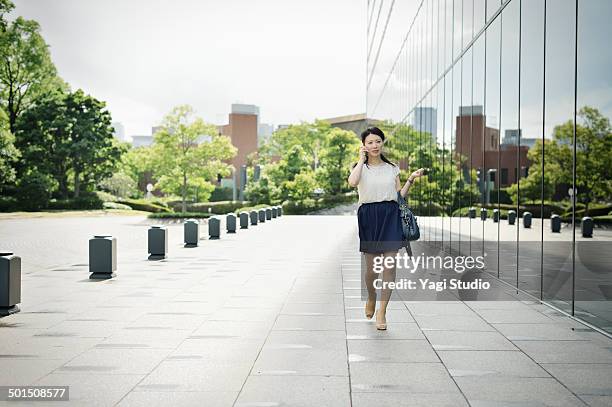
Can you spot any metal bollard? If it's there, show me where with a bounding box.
[184,219,200,247]
[271,207,277,218]
[468,207,476,219]
[493,208,499,223]
[0,250,21,316]
[89,235,117,279]
[551,214,561,233]
[148,225,168,260]
[523,212,532,228]
[250,210,258,226]
[277,206,283,217]
[581,216,593,238]
[226,213,237,233]
[239,212,249,229]
[265,208,272,220]
[508,210,516,225]
[258,209,266,223]
[480,208,488,221]
[208,217,221,239]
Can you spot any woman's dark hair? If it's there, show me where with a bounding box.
[352,126,396,168]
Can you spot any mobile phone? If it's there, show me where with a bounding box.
[422,168,430,175]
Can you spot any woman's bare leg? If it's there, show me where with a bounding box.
[363,253,378,318]
[376,250,397,329]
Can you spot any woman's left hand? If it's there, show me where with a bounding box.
[411,168,426,179]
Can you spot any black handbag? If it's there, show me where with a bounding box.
[397,191,420,241]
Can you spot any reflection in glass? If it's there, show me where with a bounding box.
[484,14,501,277]
[575,0,612,331]
[542,0,576,313]
[518,0,544,298]
[498,0,519,288]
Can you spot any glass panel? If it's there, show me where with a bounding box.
[474,0,486,34]
[575,0,612,333]
[486,0,501,22]
[460,49,473,250]
[542,0,576,314]
[445,0,454,70]
[463,0,474,50]
[484,12,501,277]
[517,0,545,298]
[444,70,453,251]
[453,0,463,60]
[499,0,520,288]
[451,57,462,253]
[472,35,486,257]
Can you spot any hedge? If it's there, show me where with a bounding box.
[103,202,132,210]
[148,212,213,219]
[167,200,250,214]
[48,195,104,210]
[116,199,172,213]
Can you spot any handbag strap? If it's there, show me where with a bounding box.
[397,191,406,206]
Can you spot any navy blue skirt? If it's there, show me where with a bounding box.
[358,200,405,254]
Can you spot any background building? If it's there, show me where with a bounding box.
[218,103,260,192]
[322,113,369,135]
[367,0,612,335]
[111,122,126,142]
[131,135,153,148]
[412,107,437,144]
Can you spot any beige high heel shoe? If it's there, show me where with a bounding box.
[365,297,376,319]
[376,310,387,330]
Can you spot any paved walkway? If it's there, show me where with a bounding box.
[0,215,611,406]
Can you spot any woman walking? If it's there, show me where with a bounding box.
[347,126,424,330]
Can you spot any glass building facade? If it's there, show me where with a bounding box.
[367,0,612,334]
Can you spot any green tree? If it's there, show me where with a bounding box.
[98,172,138,199]
[285,170,317,202]
[15,90,124,198]
[0,3,66,133]
[151,105,237,212]
[506,168,554,205]
[509,107,612,214]
[244,174,278,205]
[119,145,155,195]
[0,109,18,186]
[552,106,612,214]
[317,128,360,195]
[259,120,332,168]
[266,144,311,201]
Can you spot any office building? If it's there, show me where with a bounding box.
[367,0,612,334]
[218,104,259,191]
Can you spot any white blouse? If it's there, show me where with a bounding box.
[357,162,400,206]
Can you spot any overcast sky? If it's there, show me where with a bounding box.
[12,0,367,136]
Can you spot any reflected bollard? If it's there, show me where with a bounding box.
[184,219,200,247]
[258,209,266,223]
[508,210,516,225]
[265,208,272,220]
[551,214,561,233]
[226,213,236,234]
[493,208,500,223]
[523,212,532,228]
[0,250,21,316]
[480,208,488,221]
[581,216,593,238]
[250,210,258,226]
[208,217,221,239]
[271,207,277,218]
[239,212,249,229]
[468,207,476,219]
[277,206,283,217]
[89,235,117,279]
[148,225,168,260]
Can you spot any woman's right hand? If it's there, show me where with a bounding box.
[359,146,368,162]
